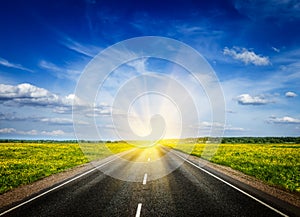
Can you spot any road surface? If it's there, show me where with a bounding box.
[0,146,298,217]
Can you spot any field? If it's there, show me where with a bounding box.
[1,141,299,195]
[170,143,300,193]
[0,142,134,194]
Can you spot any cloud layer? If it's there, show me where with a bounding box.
[0,128,66,136]
[268,116,300,124]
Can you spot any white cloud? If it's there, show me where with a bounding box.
[0,113,89,126]
[52,107,72,114]
[85,106,112,117]
[19,130,38,135]
[41,130,66,136]
[192,121,245,133]
[60,37,100,58]
[285,91,297,97]
[200,121,225,128]
[0,127,66,136]
[223,47,270,66]
[0,128,16,133]
[126,58,148,73]
[39,60,81,81]
[0,57,33,72]
[40,118,73,125]
[0,83,74,108]
[225,127,246,132]
[0,83,49,98]
[272,47,280,53]
[40,117,88,125]
[268,116,300,124]
[236,94,273,105]
[0,112,27,121]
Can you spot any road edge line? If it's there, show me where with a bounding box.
[0,153,123,216]
[173,151,289,217]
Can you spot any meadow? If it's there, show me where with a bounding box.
[0,142,133,194]
[1,141,299,194]
[171,143,300,193]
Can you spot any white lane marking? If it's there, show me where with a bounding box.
[147,157,150,162]
[135,203,142,217]
[143,173,148,185]
[0,153,125,216]
[173,151,288,217]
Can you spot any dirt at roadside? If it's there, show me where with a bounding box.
[0,163,94,209]
[187,154,300,208]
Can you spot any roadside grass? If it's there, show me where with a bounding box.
[0,142,134,194]
[170,143,300,193]
[2,141,299,194]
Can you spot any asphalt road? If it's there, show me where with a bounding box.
[1,146,298,217]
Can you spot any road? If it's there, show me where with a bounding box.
[0,146,298,217]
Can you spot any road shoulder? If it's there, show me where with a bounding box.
[175,150,300,209]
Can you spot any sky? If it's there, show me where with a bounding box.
[0,0,300,140]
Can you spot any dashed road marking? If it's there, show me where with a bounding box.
[135,203,142,217]
[143,173,148,185]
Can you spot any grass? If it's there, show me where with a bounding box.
[0,142,134,194]
[171,143,300,193]
[1,141,299,194]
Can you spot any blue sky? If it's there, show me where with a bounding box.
[0,0,300,140]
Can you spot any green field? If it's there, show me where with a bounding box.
[0,142,133,194]
[1,141,299,195]
[171,143,300,193]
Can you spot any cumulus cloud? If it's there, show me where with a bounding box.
[268,116,300,124]
[285,91,297,97]
[0,57,33,72]
[223,47,270,66]
[0,83,74,108]
[236,94,273,105]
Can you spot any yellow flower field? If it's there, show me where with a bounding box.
[173,143,300,192]
[0,142,133,194]
[1,141,299,194]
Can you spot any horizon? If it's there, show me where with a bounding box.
[1,136,299,142]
